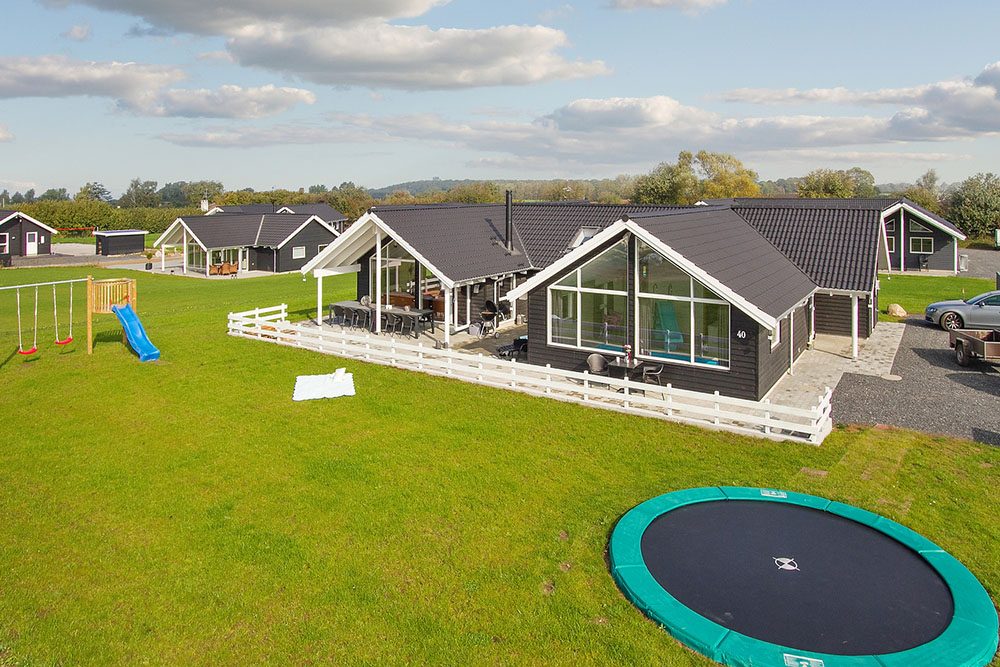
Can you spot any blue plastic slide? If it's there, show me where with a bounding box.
[110,303,160,362]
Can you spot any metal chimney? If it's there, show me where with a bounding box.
[504,190,513,252]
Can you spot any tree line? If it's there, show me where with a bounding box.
[5,153,1000,238]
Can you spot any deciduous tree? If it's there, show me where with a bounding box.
[120,178,161,208]
[947,173,1000,238]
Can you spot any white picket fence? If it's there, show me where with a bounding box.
[228,304,833,445]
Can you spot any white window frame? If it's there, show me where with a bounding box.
[885,219,896,232]
[291,245,306,260]
[547,241,629,355]
[909,219,932,233]
[634,241,731,370]
[769,321,781,350]
[886,236,895,254]
[0,233,8,254]
[317,243,328,254]
[910,236,934,255]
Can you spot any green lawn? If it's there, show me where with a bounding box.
[0,268,997,665]
[879,273,996,322]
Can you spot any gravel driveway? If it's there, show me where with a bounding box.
[962,247,1000,280]
[833,318,1000,446]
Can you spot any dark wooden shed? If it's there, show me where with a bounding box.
[94,230,148,256]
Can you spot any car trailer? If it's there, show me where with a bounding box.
[949,328,1000,366]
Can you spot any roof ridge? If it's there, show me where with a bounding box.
[255,214,266,245]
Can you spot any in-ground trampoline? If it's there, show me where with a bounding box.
[609,487,998,667]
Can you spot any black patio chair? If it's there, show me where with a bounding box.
[397,310,417,337]
[341,305,357,329]
[332,304,347,326]
[640,362,668,399]
[381,311,401,335]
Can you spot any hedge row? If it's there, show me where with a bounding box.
[17,201,200,236]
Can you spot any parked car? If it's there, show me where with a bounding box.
[925,290,1000,330]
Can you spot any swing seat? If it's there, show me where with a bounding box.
[55,337,73,345]
[18,347,37,355]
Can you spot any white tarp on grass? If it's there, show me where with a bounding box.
[293,368,355,401]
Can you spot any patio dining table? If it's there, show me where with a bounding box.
[329,300,435,339]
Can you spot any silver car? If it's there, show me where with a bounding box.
[925,290,1000,330]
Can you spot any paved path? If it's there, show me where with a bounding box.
[769,323,907,409]
[833,319,1000,446]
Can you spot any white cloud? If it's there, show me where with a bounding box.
[0,56,314,118]
[0,178,37,192]
[42,0,603,91]
[196,50,234,63]
[39,0,450,34]
[745,149,971,164]
[0,122,13,142]
[61,23,91,40]
[159,124,383,148]
[0,55,185,100]
[718,62,1000,139]
[609,0,727,12]
[226,22,608,90]
[133,84,316,118]
[538,4,574,21]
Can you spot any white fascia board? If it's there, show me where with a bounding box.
[159,219,207,251]
[276,206,295,214]
[301,211,377,274]
[883,202,966,240]
[625,221,778,330]
[0,211,59,235]
[821,288,871,297]
[504,220,629,301]
[878,210,892,270]
[205,207,224,215]
[153,218,184,247]
[314,266,360,277]
[276,216,335,249]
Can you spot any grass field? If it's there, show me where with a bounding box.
[879,273,995,322]
[0,268,997,665]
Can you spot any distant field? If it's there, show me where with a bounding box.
[0,267,996,665]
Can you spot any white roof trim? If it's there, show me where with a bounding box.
[882,202,966,240]
[879,210,892,271]
[275,215,339,249]
[153,218,207,251]
[505,221,628,301]
[625,220,778,329]
[0,211,59,235]
[301,212,455,288]
[205,206,225,215]
[505,218,782,329]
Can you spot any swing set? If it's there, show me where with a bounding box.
[2,276,137,356]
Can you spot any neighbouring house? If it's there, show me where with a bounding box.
[154,213,339,276]
[0,210,57,261]
[299,196,965,399]
[207,203,349,234]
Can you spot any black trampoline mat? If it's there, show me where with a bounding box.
[640,500,955,655]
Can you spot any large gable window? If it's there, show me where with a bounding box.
[637,241,730,368]
[548,239,628,352]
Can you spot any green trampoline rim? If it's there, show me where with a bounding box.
[609,487,999,667]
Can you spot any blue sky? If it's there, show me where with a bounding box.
[3,0,1000,196]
